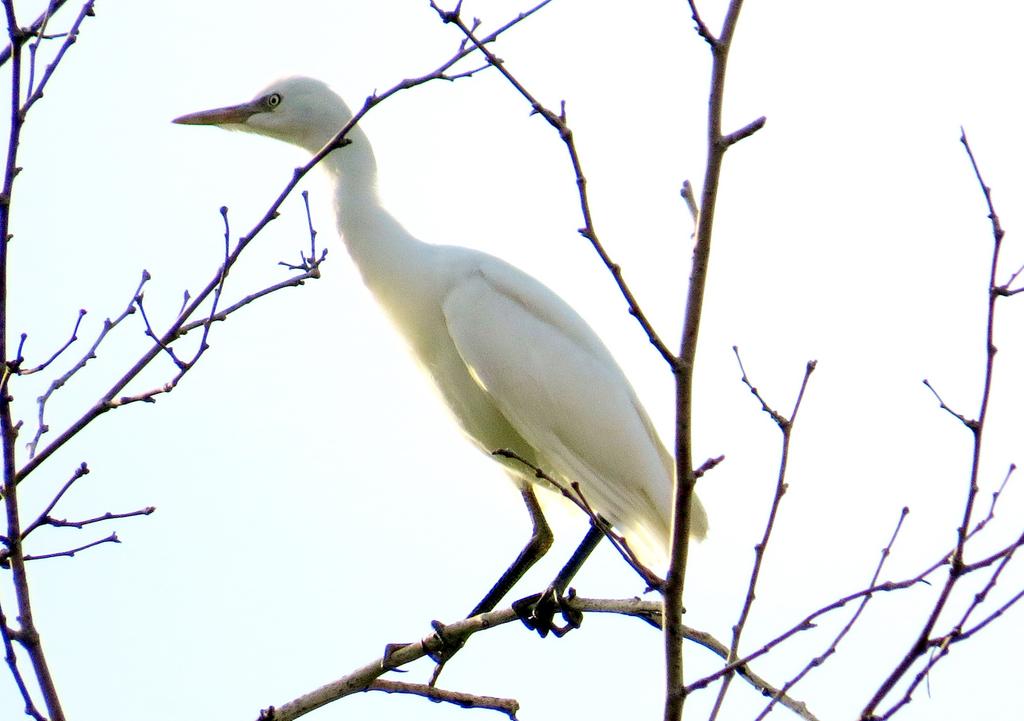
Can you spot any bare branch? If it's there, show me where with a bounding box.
[20,462,88,538]
[176,266,325,338]
[22,532,119,562]
[664,2,763,717]
[685,0,717,45]
[43,506,155,530]
[0,0,70,67]
[922,378,975,429]
[755,507,909,720]
[26,271,146,459]
[255,598,816,721]
[0,4,68,714]
[860,128,1015,721]
[721,116,767,147]
[136,291,187,371]
[367,680,519,719]
[0,600,45,721]
[710,352,815,719]
[21,0,95,114]
[278,191,327,272]
[16,307,86,375]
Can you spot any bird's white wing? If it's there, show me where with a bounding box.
[442,259,704,565]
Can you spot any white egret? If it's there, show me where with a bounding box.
[174,77,707,630]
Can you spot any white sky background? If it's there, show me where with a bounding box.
[2,1,1023,720]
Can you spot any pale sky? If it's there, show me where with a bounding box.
[3,1,1023,720]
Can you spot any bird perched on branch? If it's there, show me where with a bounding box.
[174,76,706,631]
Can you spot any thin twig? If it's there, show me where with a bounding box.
[27,271,146,459]
[921,378,974,429]
[175,266,325,337]
[710,353,815,720]
[136,291,186,370]
[16,308,86,375]
[755,507,909,720]
[860,129,1014,720]
[22,532,118,561]
[20,462,88,538]
[21,0,94,114]
[0,3,67,715]
[0,0,69,67]
[0,599,45,721]
[279,190,327,272]
[43,506,155,530]
[685,0,717,45]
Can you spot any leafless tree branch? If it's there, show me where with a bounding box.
[255,597,816,721]
[15,307,86,376]
[665,2,764,719]
[709,353,815,720]
[859,129,1018,720]
[367,680,519,719]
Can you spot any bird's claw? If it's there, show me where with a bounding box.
[381,642,410,671]
[512,587,583,638]
[425,619,466,685]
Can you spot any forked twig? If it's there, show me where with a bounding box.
[709,352,815,720]
[860,128,1020,721]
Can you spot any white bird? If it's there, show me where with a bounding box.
[174,76,707,626]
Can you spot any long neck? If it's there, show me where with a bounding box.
[317,126,436,320]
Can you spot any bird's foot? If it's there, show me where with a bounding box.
[512,586,583,638]
[425,619,466,686]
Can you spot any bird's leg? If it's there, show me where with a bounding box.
[513,521,604,638]
[428,486,553,682]
[466,485,554,618]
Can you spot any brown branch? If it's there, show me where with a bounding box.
[256,598,816,721]
[685,0,717,45]
[136,291,187,370]
[21,532,118,562]
[755,507,909,720]
[367,680,519,719]
[921,378,974,429]
[21,0,94,115]
[0,0,69,67]
[0,2,66,715]
[665,2,763,718]
[41,506,155,531]
[0,599,45,721]
[687,570,936,695]
[26,271,146,460]
[176,266,324,337]
[15,307,86,375]
[709,352,815,720]
[278,190,327,272]
[859,128,1013,721]
[20,462,88,538]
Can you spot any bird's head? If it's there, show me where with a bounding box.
[173,76,353,153]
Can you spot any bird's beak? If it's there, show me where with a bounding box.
[172,99,263,126]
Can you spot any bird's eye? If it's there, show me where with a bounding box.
[265,92,282,109]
